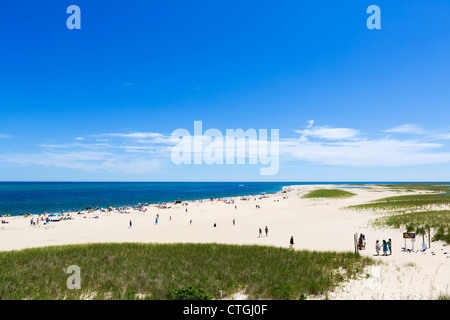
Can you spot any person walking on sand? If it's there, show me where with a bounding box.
[129,220,132,228]
[259,228,262,238]
[362,234,366,250]
[375,240,381,256]
[388,238,392,255]
[382,240,388,256]
[289,236,294,249]
[265,226,269,237]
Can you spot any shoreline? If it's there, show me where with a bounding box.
[1,183,449,300]
[0,182,382,220]
[0,181,431,218]
[0,181,289,218]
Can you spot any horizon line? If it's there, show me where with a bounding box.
[0,180,449,183]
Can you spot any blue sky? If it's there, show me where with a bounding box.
[1,0,450,181]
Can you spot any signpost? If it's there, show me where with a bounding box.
[403,232,416,252]
[421,225,431,249]
[422,226,425,245]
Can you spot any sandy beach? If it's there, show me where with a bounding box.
[1,184,449,300]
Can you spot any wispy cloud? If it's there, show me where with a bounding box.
[0,134,12,139]
[295,127,360,141]
[281,138,449,166]
[384,123,450,140]
[94,132,174,144]
[122,82,144,88]
[0,151,112,171]
[384,124,427,135]
[282,121,450,167]
[0,151,164,174]
[99,132,163,139]
[0,132,176,174]
[294,120,360,141]
[1,123,450,175]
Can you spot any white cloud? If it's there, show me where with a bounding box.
[384,124,427,135]
[0,134,12,139]
[384,123,450,141]
[39,142,112,149]
[0,131,175,174]
[2,124,450,176]
[281,138,450,166]
[283,121,450,167]
[94,132,175,145]
[99,132,164,139]
[0,151,111,171]
[0,150,164,174]
[295,123,360,141]
[436,133,450,140]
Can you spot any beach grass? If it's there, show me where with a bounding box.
[372,210,450,243]
[380,183,450,193]
[302,189,356,199]
[0,242,373,300]
[346,184,450,243]
[347,193,450,213]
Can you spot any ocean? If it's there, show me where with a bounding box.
[0,181,396,216]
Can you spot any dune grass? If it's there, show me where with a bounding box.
[0,243,373,300]
[302,189,356,199]
[380,183,450,193]
[347,193,450,213]
[346,183,450,243]
[372,210,450,243]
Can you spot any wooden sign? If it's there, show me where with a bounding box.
[403,232,415,239]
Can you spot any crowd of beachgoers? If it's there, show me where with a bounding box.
[0,191,278,221]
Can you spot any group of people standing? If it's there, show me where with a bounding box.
[357,233,392,256]
[375,239,392,256]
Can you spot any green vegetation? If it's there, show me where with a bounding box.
[380,183,450,193]
[0,243,373,300]
[373,210,450,243]
[171,286,212,300]
[348,193,450,213]
[347,183,450,243]
[302,189,356,199]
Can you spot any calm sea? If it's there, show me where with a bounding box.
[0,181,397,216]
